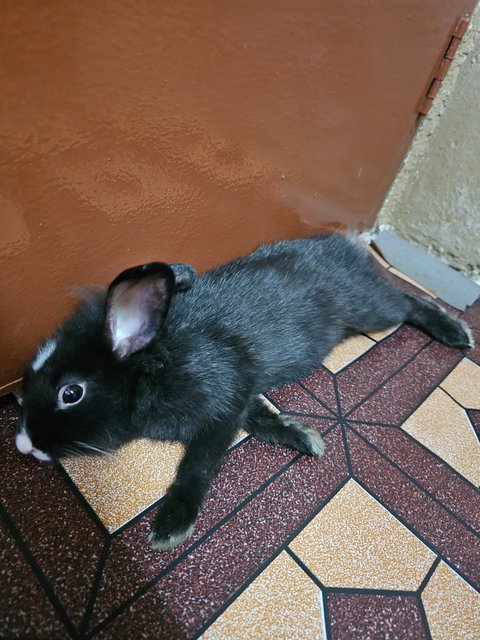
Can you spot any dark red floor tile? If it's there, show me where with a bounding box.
[293,417,338,434]
[348,341,462,424]
[463,298,480,330]
[347,429,480,589]
[266,381,334,417]
[91,428,348,638]
[0,519,68,640]
[465,329,480,366]
[299,367,338,413]
[348,423,480,531]
[336,326,429,415]
[0,398,104,628]
[327,593,428,640]
[90,438,298,627]
[467,409,480,439]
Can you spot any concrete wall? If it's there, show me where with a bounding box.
[377,4,480,283]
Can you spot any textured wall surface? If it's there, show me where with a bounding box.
[0,0,475,389]
[378,4,480,282]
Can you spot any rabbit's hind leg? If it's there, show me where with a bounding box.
[242,396,324,457]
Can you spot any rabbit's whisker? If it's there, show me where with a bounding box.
[73,441,116,459]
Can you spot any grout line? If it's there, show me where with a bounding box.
[346,343,463,425]
[325,586,418,597]
[87,452,306,637]
[439,383,478,414]
[284,546,327,589]
[323,337,380,376]
[297,381,339,418]
[264,384,337,420]
[54,461,110,540]
[347,424,480,537]
[80,539,111,636]
[418,556,441,595]
[190,545,287,640]
[347,418,399,428]
[465,409,480,446]
[190,475,350,640]
[271,410,336,421]
[111,435,253,538]
[417,592,434,640]
[343,339,433,418]
[321,588,332,640]
[0,504,79,640]
[382,417,480,494]
[350,475,479,594]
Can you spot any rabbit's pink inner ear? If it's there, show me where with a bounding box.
[105,275,171,360]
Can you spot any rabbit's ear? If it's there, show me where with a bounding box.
[105,263,175,359]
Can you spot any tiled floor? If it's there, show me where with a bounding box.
[1,254,480,639]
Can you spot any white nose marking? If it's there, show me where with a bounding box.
[16,431,33,455]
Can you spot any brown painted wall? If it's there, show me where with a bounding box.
[0,0,475,390]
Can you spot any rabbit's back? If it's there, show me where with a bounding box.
[165,234,376,389]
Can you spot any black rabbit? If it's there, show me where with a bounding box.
[17,234,473,550]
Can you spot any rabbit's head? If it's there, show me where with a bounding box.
[16,263,175,461]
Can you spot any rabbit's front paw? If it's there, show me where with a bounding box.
[148,495,197,551]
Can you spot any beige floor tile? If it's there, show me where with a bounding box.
[440,358,480,409]
[366,325,398,341]
[322,335,375,373]
[62,439,184,532]
[290,479,435,590]
[422,561,480,640]
[201,551,325,640]
[388,268,436,297]
[402,388,480,485]
[258,394,280,414]
[63,430,248,532]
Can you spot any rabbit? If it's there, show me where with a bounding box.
[16,233,473,550]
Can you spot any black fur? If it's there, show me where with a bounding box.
[19,234,473,550]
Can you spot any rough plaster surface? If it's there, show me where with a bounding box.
[377,5,480,282]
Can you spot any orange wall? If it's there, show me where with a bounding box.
[0,0,474,390]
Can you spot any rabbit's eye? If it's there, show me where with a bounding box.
[58,383,86,409]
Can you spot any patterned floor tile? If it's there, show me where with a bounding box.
[90,438,300,628]
[0,520,68,639]
[267,381,335,417]
[290,479,435,590]
[467,409,480,439]
[422,561,480,640]
[347,340,462,423]
[366,325,398,341]
[0,398,105,629]
[440,358,480,409]
[1,253,479,640]
[347,429,480,589]
[402,388,480,486]
[200,551,325,640]
[91,429,348,638]
[62,439,184,532]
[322,335,375,373]
[336,325,430,416]
[348,423,480,531]
[299,367,338,413]
[327,593,428,640]
[62,431,248,533]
